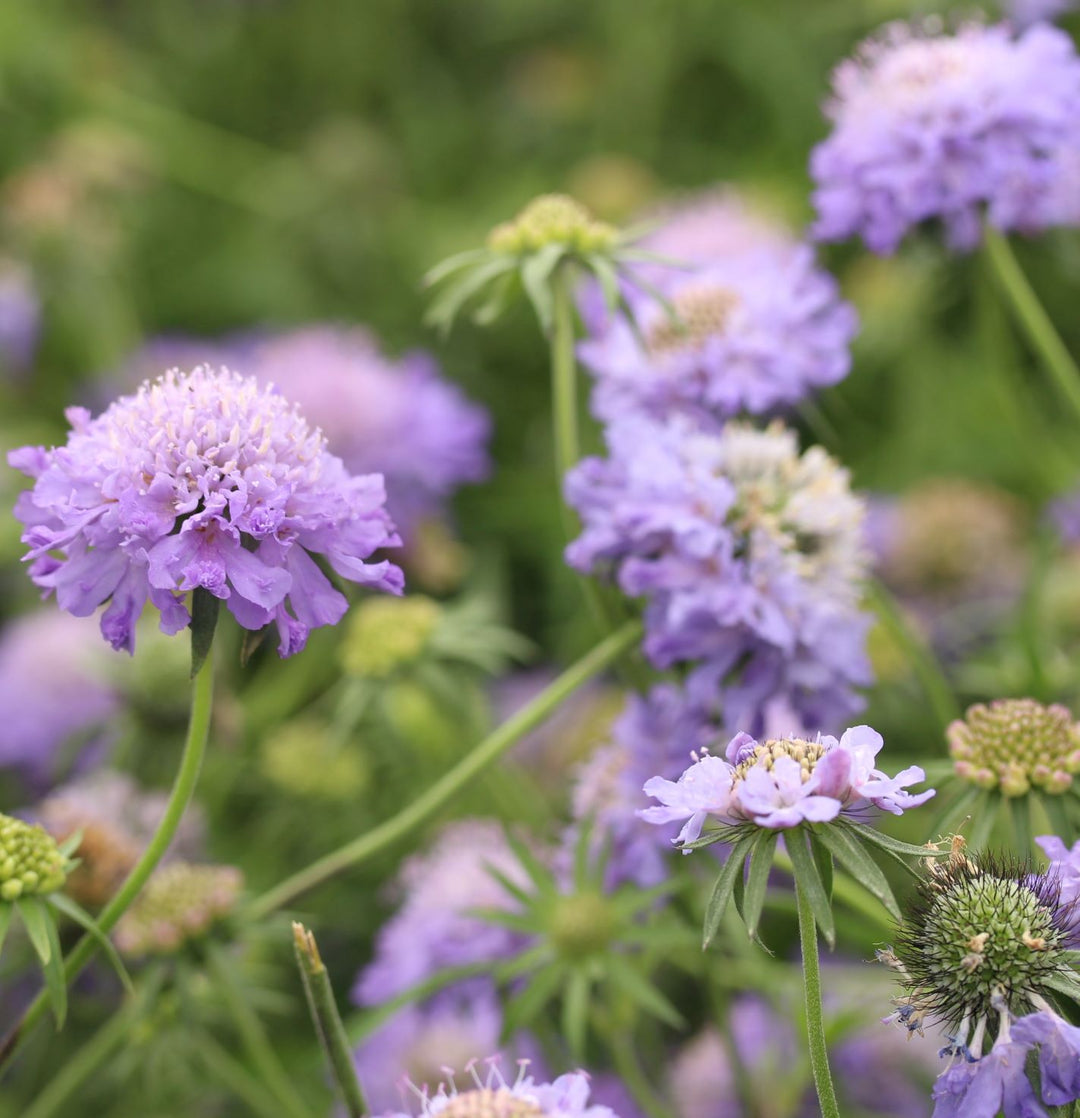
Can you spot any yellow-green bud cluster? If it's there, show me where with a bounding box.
[487,194,617,255]
[259,719,368,801]
[733,738,828,785]
[341,595,442,679]
[647,285,741,355]
[0,815,67,900]
[437,1088,543,1118]
[548,891,615,962]
[114,863,242,958]
[948,699,1080,796]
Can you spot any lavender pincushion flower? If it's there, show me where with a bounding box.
[565,416,872,731]
[9,365,404,656]
[578,247,857,424]
[244,327,490,533]
[640,724,933,839]
[811,21,1080,253]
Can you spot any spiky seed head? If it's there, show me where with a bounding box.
[487,194,617,255]
[341,595,442,679]
[0,814,68,900]
[947,698,1080,796]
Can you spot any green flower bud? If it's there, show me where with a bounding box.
[548,891,616,961]
[0,815,67,900]
[947,698,1080,797]
[341,596,442,679]
[259,719,369,801]
[487,194,617,255]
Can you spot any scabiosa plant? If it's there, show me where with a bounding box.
[8,364,404,658]
[566,415,872,732]
[811,20,1080,254]
[0,609,119,787]
[881,841,1080,1116]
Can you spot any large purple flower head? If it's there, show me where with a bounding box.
[640,724,933,839]
[566,416,872,732]
[352,819,533,1006]
[242,327,490,535]
[0,610,118,783]
[9,365,404,657]
[577,189,857,424]
[811,21,1080,253]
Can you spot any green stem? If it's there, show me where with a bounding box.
[795,875,841,1118]
[551,266,581,491]
[21,971,162,1118]
[984,227,1080,429]
[867,580,960,729]
[0,653,215,1074]
[293,923,367,1118]
[207,944,312,1118]
[246,620,643,918]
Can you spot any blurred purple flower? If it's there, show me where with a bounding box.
[1036,833,1080,908]
[0,610,118,784]
[565,416,872,732]
[1006,0,1077,27]
[0,264,41,373]
[811,21,1080,253]
[641,724,933,838]
[1048,488,1080,547]
[9,365,403,656]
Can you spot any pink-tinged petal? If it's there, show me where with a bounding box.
[808,747,852,800]
[797,795,843,823]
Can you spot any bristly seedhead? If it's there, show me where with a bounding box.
[0,814,68,900]
[948,698,1080,796]
[891,844,1078,1033]
[487,194,617,255]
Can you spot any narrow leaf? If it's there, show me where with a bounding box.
[810,832,834,904]
[40,910,67,1026]
[927,784,981,842]
[49,894,134,993]
[501,964,562,1039]
[520,244,564,334]
[1040,793,1076,848]
[587,255,622,315]
[422,248,491,288]
[190,587,220,678]
[839,820,948,860]
[702,832,756,948]
[502,827,555,897]
[562,968,590,1060]
[1010,795,1032,855]
[606,956,684,1028]
[424,258,516,334]
[785,829,836,949]
[743,832,779,942]
[967,793,998,851]
[16,896,52,965]
[56,830,84,859]
[812,825,901,923]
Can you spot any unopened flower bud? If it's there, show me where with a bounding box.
[0,815,67,900]
[341,596,442,679]
[487,194,617,255]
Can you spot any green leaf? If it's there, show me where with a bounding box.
[1042,973,1080,1007]
[587,255,622,315]
[424,257,517,334]
[482,864,532,908]
[1039,793,1076,848]
[501,964,562,1039]
[562,968,590,1060]
[742,832,778,944]
[56,830,84,859]
[785,828,836,949]
[967,792,998,851]
[811,825,902,923]
[1009,795,1032,855]
[422,248,491,288]
[502,827,555,898]
[0,906,12,958]
[838,820,947,860]
[463,907,536,934]
[810,832,834,904]
[702,832,756,948]
[471,271,518,326]
[573,816,596,892]
[16,896,53,965]
[678,828,729,852]
[926,784,982,841]
[48,893,134,993]
[605,956,684,1028]
[190,587,220,679]
[520,244,565,333]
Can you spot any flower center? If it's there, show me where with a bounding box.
[646,285,740,356]
[732,738,829,784]
[436,1088,544,1118]
[487,193,616,254]
[948,699,1080,797]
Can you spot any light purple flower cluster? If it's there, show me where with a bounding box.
[578,190,857,424]
[239,327,490,535]
[640,724,933,838]
[9,365,403,656]
[811,21,1080,252]
[565,416,872,732]
[0,610,118,784]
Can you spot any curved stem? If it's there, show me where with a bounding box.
[795,874,840,1118]
[246,620,643,919]
[984,227,1080,428]
[0,653,215,1074]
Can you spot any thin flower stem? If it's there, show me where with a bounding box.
[984,226,1080,429]
[246,620,644,919]
[0,653,215,1075]
[293,923,368,1118]
[206,944,313,1118]
[795,874,841,1118]
[867,580,960,729]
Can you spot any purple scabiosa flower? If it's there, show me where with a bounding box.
[1035,833,1080,908]
[352,820,534,1006]
[384,1061,620,1118]
[0,610,118,784]
[1006,0,1077,27]
[640,724,932,839]
[9,365,404,656]
[242,327,490,536]
[565,416,872,732]
[578,243,857,425]
[564,684,720,887]
[33,771,204,909]
[0,263,41,373]
[811,21,1080,253]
